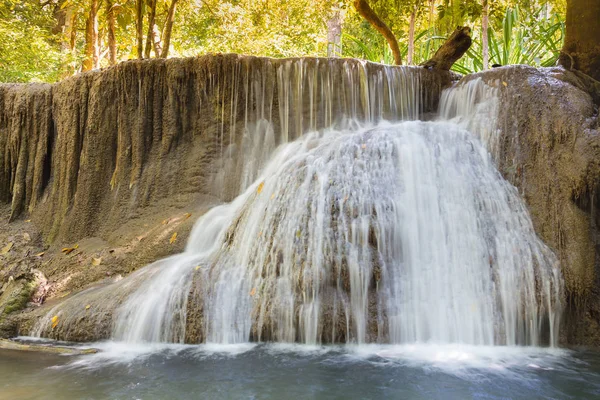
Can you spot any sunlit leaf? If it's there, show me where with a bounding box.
[1,242,13,255]
[51,315,59,329]
[257,182,265,194]
[91,257,102,266]
[169,232,177,244]
[61,244,79,255]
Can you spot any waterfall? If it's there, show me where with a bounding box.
[211,59,435,196]
[32,63,562,347]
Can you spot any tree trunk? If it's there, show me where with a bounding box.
[51,1,70,50]
[559,0,600,81]
[482,0,489,69]
[327,8,343,57]
[429,0,435,29]
[421,26,472,70]
[69,11,78,51]
[145,0,158,58]
[136,0,144,59]
[152,24,163,57]
[353,0,402,65]
[83,0,99,71]
[408,8,417,65]
[62,7,74,52]
[160,0,179,58]
[107,0,117,65]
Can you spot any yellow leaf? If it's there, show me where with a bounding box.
[25,219,31,223]
[194,265,201,271]
[51,315,59,329]
[85,305,91,310]
[23,233,31,241]
[184,213,192,220]
[169,232,177,244]
[1,242,13,255]
[257,182,265,194]
[249,288,256,296]
[91,257,102,266]
[61,244,79,254]
[502,81,508,87]
[270,193,275,200]
[35,252,45,257]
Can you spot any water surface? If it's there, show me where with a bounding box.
[2,341,599,399]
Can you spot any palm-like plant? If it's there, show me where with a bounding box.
[453,5,564,74]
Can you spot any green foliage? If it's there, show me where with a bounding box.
[175,0,336,58]
[0,0,567,82]
[0,0,75,82]
[453,4,564,74]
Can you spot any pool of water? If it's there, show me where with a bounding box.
[1,340,600,399]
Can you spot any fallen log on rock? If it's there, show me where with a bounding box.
[421,26,472,71]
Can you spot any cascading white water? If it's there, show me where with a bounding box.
[174,120,559,346]
[33,65,563,347]
[211,59,428,194]
[110,123,561,345]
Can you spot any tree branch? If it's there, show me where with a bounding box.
[420,26,472,70]
[353,0,402,65]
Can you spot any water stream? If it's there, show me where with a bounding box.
[2,340,600,399]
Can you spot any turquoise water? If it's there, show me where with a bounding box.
[1,341,600,399]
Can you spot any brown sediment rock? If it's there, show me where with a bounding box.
[456,66,600,345]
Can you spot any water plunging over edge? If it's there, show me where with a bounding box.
[32,70,563,348]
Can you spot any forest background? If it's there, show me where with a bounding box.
[0,0,566,82]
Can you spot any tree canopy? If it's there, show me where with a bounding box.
[0,0,569,83]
